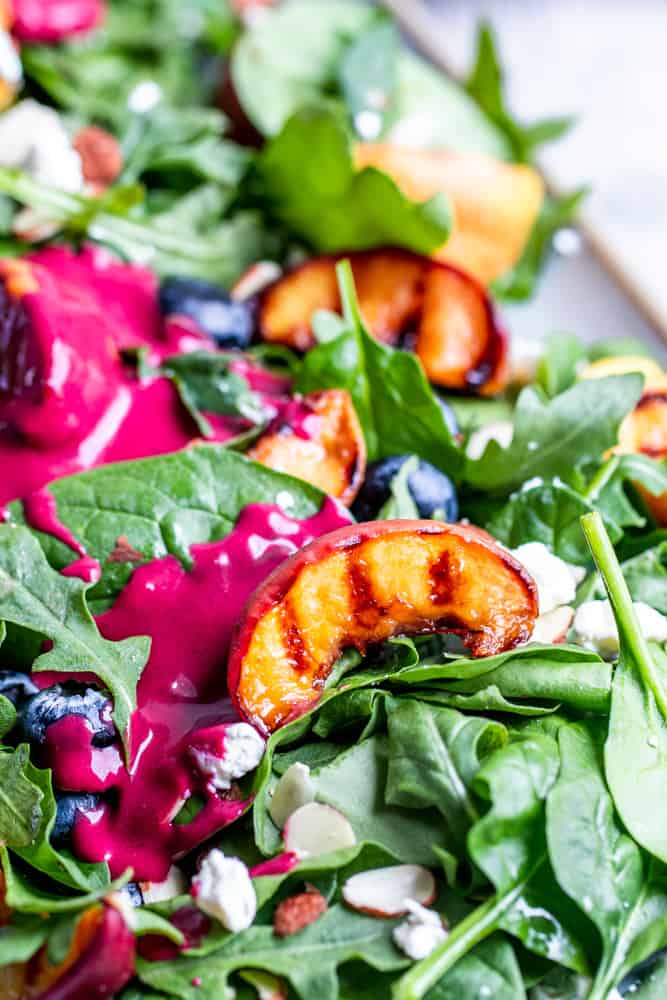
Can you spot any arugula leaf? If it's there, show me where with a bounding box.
[493,189,588,302]
[140,351,270,438]
[0,847,127,913]
[137,904,407,1000]
[256,104,451,254]
[546,722,667,1000]
[9,445,326,609]
[338,16,398,136]
[464,374,644,493]
[582,512,667,864]
[536,334,586,398]
[0,694,16,739]
[13,760,110,893]
[0,169,273,286]
[465,22,573,164]
[0,524,150,753]
[296,261,462,475]
[386,700,505,845]
[0,746,42,849]
[486,479,617,565]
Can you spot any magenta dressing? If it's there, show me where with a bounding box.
[0,247,288,505]
[38,498,350,881]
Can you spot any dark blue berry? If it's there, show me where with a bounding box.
[436,396,460,438]
[18,683,115,747]
[0,670,38,706]
[159,276,254,349]
[52,792,100,847]
[352,455,459,523]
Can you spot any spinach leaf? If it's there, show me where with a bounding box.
[0,169,273,286]
[296,261,462,474]
[0,525,149,753]
[0,694,16,739]
[256,104,451,254]
[536,334,586,399]
[486,479,613,565]
[0,912,51,967]
[425,935,525,1000]
[385,700,506,845]
[9,445,326,608]
[137,904,407,1000]
[0,847,127,913]
[546,722,667,1000]
[417,687,558,718]
[0,746,42,849]
[493,189,588,302]
[582,512,667,864]
[13,760,110,893]
[464,374,643,493]
[583,541,667,614]
[140,351,270,438]
[339,16,398,137]
[465,22,573,164]
[588,454,667,533]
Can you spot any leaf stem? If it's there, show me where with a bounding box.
[584,455,620,501]
[581,512,667,719]
[392,888,516,1000]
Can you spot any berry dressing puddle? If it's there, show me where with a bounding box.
[0,245,352,881]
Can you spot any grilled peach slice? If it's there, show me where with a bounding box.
[618,374,667,526]
[258,249,508,395]
[229,520,538,732]
[354,145,544,286]
[248,389,366,505]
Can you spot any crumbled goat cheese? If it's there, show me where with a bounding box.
[0,29,22,87]
[465,420,514,461]
[573,600,667,659]
[192,850,256,932]
[140,865,188,904]
[0,100,83,191]
[269,761,316,828]
[192,722,265,791]
[511,542,585,615]
[392,900,448,961]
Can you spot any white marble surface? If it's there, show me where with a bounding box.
[421,0,667,353]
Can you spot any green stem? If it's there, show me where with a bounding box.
[581,512,667,719]
[584,456,620,501]
[392,888,518,1000]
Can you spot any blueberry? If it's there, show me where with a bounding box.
[436,396,460,438]
[159,276,254,349]
[352,455,459,523]
[0,670,38,706]
[52,792,100,847]
[18,682,115,747]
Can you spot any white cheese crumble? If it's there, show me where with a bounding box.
[269,761,316,829]
[511,542,585,615]
[140,865,188,904]
[465,420,514,461]
[192,850,256,932]
[392,900,448,961]
[0,100,83,191]
[191,722,265,791]
[0,29,21,87]
[573,600,667,659]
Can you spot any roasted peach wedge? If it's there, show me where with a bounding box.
[354,145,544,286]
[258,248,509,395]
[249,389,366,506]
[229,520,538,732]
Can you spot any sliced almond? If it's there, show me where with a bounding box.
[532,605,574,645]
[342,865,436,917]
[269,762,316,829]
[231,260,283,302]
[283,802,356,858]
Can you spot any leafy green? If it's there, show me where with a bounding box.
[582,539,667,613]
[0,525,149,753]
[377,457,420,519]
[0,170,273,286]
[0,746,42,849]
[296,261,462,474]
[587,453,667,533]
[582,513,667,864]
[546,722,667,1000]
[464,374,644,493]
[536,335,586,398]
[0,694,16,739]
[465,22,573,164]
[9,445,326,609]
[339,16,398,136]
[1,847,126,913]
[256,104,452,254]
[424,936,525,1000]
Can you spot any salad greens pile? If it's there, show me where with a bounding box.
[0,2,666,1000]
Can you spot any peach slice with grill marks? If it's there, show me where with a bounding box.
[617,374,667,526]
[248,389,366,506]
[229,520,538,733]
[257,249,508,395]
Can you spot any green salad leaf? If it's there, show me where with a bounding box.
[338,15,399,135]
[0,746,43,849]
[0,525,149,754]
[256,104,452,254]
[296,261,462,475]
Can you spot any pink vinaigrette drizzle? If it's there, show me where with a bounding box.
[38,499,350,881]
